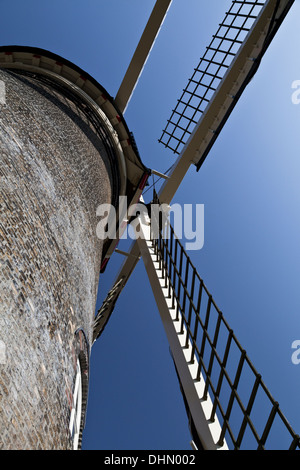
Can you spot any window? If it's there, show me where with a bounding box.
[69,359,83,450]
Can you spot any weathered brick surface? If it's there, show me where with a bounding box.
[0,69,115,449]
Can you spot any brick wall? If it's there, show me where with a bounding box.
[0,69,117,449]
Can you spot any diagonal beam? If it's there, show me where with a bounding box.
[136,212,228,450]
[93,241,141,342]
[115,0,173,114]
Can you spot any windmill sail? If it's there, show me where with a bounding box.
[159,0,295,170]
[136,192,300,450]
[94,195,300,449]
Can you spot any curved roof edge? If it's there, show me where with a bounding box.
[0,45,151,271]
[0,45,150,193]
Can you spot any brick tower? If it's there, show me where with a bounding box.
[0,46,149,450]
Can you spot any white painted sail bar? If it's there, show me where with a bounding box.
[115,0,173,114]
[136,212,228,450]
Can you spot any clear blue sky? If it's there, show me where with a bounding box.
[1,0,300,450]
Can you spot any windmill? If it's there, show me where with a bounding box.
[0,0,298,451]
[91,0,300,450]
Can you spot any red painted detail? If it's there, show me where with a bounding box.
[139,172,150,190]
[100,257,109,272]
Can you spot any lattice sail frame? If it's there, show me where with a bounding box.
[159,0,276,159]
[146,194,300,450]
